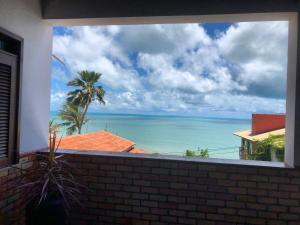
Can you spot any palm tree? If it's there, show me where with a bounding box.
[58,102,87,135]
[64,70,105,134]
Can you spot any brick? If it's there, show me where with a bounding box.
[279,199,299,206]
[170,182,188,189]
[187,211,205,219]
[209,172,227,179]
[161,216,177,223]
[248,175,268,182]
[269,176,290,183]
[141,200,158,208]
[228,187,247,195]
[291,192,300,199]
[269,190,289,198]
[125,199,140,206]
[0,169,9,177]
[114,191,130,198]
[168,196,186,203]
[178,217,196,225]
[290,207,300,213]
[238,209,257,217]
[291,178,300,184]
[116,165,132,172]
[151,208,168,215]
[226,201,245,209]
[106,183,122,190]
[151,168,169,175]
[178,204,196,211]
[248,188,267,196]
[215,193,235,201]
[245,217,266,225]
[258,211,277,219]
[169,209,186,217]
[123,185,140,192]
[171,169,189,176]
[238,181,256,188]
[247,203,266,210]
[179,190,197,197]
[142,214,159,221]
[279,184,299,192]
[224,215,246,223]
[207,200,225,207]
[229,174,247,181]
[198,164,216,171]
[278,213,299,220]
[258,197,277,204]
[206,213,224,221]
[149,194,167,202]
[217,179,236,187]
[132,193,149,200]
[133,206,150,213]
[134,179,151,186]
[269,205,288,213]
[218,208,236,215]
[258,182,278,190]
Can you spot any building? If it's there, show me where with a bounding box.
[58,130,145,153]
[234,114,285,159]
[1,1,300,225]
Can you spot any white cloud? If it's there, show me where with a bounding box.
[52,21,288,116]
[217,21,288,98]
[53,26,141,91]
[50,91,67,111]
[119,24,211,54]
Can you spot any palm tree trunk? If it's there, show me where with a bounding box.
[78,103,89,134]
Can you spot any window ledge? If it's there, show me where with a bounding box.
[51,149,288,168]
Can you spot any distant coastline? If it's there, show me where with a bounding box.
[50,112,251,159]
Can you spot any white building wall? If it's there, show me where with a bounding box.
[0,0,52,152]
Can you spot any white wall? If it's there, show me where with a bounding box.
[0,0,52,152]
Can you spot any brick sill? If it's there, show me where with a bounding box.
[54,149,287,168]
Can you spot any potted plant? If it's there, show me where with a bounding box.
[19,120,82,225]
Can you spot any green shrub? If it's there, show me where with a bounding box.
[185,149,209,158]
[248,134,285,162]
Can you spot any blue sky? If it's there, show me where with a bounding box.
[51,21,288,118]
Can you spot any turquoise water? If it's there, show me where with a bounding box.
[51,112,250,159]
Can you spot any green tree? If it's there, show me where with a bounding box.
[58,102,86,135]
[64,70,105,134]
[248,134,285,162]
[185,149,209,158]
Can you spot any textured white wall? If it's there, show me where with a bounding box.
[0,0,52,152]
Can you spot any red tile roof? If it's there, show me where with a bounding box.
[58,130,144,153]
[129,147,145,154]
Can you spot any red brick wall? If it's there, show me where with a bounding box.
[64,153,300,225]
[252,114,285,135]
[0,152,37,225]
[2,152,300,225]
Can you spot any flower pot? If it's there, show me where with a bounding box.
[26,196,67,225]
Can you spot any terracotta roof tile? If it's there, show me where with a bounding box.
[58,130,136,152]
[130,148,145,154]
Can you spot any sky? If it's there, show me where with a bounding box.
[51,21,288,118]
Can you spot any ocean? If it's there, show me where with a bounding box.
[50,112,250,159]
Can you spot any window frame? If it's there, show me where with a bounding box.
[51,12,298,167]
[0,27,23,167]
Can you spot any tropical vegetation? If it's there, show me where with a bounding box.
[58,102,86,135]
[18,120,83,225]
[59,70,105,135]
[185,148,209,158]
[247,134,285,161]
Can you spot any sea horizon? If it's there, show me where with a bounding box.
[51,111,251,160]
[50,111,252,121]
